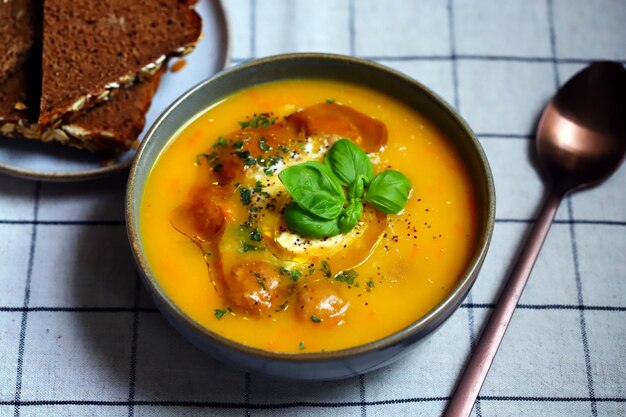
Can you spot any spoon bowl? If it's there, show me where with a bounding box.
[537,62,626,192]
[445,61,626,417]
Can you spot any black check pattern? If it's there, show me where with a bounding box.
[1,0,624,416]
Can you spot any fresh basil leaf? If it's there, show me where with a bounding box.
[338,199,363,233]
[295,190,344,220]
[279,161,346,219]
[348,174,367,199]
[325,139,374,186]
[364,170,412,214]
[284,203,341,238]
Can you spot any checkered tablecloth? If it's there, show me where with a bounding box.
[1,1,625,416]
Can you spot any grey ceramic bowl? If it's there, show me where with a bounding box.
[126,53,495,381]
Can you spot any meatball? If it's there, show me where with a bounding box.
[188,198,225,241]
[213,156,243,185]
[170,196,225,243]
[296,280,348,324]
[225,262,282,315]
[287,103,387,152]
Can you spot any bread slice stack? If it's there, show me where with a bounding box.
[0,0,202,153]
[0,0,39,139]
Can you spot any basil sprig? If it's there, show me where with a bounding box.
[365,170,412,214]
[325,139,374,186]
[278,161,345,219]
[284,203,341,238]
[279,139,411,238]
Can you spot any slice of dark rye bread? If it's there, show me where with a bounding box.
[0,0,167,153]
[0,0,40,137]
[38,0,201,127]
[48,68,165,152]
[0,0,38,83]
[1,58,165,153]
[0,59,40,140]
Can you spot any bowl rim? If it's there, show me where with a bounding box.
[126,52,496,362]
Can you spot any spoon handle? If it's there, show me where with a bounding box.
[443,191,564,417]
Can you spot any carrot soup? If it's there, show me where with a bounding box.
[141,79,477,353]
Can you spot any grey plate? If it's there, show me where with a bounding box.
[0,0,230,182]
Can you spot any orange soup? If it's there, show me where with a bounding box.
[141,79,477,353]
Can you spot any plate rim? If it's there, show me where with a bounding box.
[0,0,232,183]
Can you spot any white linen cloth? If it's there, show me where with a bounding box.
[1,0,624,415]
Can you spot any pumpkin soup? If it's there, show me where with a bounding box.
[141,79,477,353]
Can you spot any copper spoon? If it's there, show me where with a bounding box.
[444,61,626,417]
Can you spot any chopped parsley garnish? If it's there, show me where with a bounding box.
[239,241,265,253]
[290,270,302,282]
[232,140,244,149]
[335,269,359,285]
[239,113,277,129]
[251,113,276,128]
[310,315,322,323]
[258,137,271,152]
[277,266,302,282]
[268,155,283,166]
[234,150,250,160]
[256,279,266,290]
[234,149,257,166]
[213,136,228,147]
[250,227,262,242]
[326,98,335,104]
[240,188,252,205]
[278,145,289,153]
[298,341,306,351]
[321,261,332,278]
[195,152,217,166]
[254,180,264,192]
[366,280,375,288]
[214,307,232,320]
[239,154,282,172]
